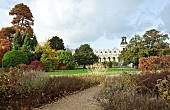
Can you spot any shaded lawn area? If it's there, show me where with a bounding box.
[48,68,140,76]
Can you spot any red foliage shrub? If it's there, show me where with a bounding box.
[139,55,170,73]
[27,60,44,71]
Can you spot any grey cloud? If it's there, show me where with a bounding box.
[1,0,170,49]
[32,0,145,46]
[160,2,170,33]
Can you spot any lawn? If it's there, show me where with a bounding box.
[48,67,140,76]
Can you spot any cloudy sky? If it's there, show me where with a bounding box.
[0,0,170,49]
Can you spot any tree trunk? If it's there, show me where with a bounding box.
[83,64,86,69]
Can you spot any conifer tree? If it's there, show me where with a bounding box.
[24,33,32,50]
[31,35,38,50]
[13,30,22,50]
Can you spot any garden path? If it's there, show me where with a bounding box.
[38,85,103,110]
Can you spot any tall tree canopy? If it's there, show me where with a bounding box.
[49,36,65,50]
[0,27,16,41]
[119,29,170,67]
[9,3,34,37]
[73,44,98,68]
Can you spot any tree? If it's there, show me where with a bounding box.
[9,3,34,37]
[22,33,32,51]
[40,41,58,71]
[119,29,170,67]
[57,50,75,69]
[13,30,22,50]
[0,27,16,41]
[31,35,38,50]
[143,29,170,56]
[73,44,98,68]
[49,36,65,50]
[119,35,144,67]
[0,39,12,66]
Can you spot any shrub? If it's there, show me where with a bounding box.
[139,55,170,73]
[2,50,29,68]
[56,50,75,70]
[0,70,103,109]
[135,71,170,95]
[87,63,108,74]
[0,68,9,73]
[101,61,118,68]
[98,73,170,110]
[27,60,44,71]
[16,64,27,71]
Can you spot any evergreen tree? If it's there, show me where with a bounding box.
[23,33,32,50]
[49,36,65,50]
[73,44,98,68]
[21,32,27,46]
[13,30,22,50]
[31,35,38,50]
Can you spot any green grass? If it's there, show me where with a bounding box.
[106,68,139,74]
[47,68,140,76]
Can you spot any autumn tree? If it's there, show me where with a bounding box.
[40,41,58,71]
[0,27,16,41]
[73,44,98,68]
[9,3,34,37]
[0,39,12,66]
[49,36,65,50]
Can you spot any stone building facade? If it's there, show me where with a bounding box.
[94,37,128,62]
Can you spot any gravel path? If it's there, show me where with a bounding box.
[38,85,103,110]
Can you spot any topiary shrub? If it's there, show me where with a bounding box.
[2,50,29,68]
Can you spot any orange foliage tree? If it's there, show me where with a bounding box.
[0,27,16,41]
[9,3,34,37]
[0,39,12,66]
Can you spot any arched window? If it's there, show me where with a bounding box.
[99,58,101,62]
[108,57,110,61]
[113,57,115,61]
[103,57,106,61]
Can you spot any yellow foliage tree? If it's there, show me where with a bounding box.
[40,40,58,71]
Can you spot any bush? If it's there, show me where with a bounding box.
[27,60,44,71]
[57,50,75,70]
[87,63,108,74]
[135,71,170,95]
[0,70,103,109]
[2,50,29,68]
[139,56,170,73]
[101,61,118,68]
[98,73,170,110]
